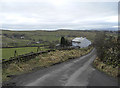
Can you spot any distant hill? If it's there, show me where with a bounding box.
[2,29,117,48]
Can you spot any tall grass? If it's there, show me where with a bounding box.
[2,47,93,81]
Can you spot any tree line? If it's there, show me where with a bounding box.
[94,31,119,68]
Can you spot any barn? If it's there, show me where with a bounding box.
[72,37,91,48]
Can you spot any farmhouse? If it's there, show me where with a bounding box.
[72,37,91,48]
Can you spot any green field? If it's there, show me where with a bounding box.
[2,30,118,48]
[2,30,97,47]
[2,30,118,60]
[2,47,46,60]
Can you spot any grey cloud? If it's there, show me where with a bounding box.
[0,1,118,30]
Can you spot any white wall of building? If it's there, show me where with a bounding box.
[72,37,91,48]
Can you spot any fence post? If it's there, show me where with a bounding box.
[37,46,40,52]
[14,50,18,58]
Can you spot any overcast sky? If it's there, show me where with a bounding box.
[0,0,119,30]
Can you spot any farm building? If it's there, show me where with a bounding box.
[72,37,91,48]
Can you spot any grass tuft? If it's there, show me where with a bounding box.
[93,57,119,77]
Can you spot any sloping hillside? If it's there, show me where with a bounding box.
[2,30,96,47]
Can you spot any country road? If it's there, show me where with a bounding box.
[3,48,118,87]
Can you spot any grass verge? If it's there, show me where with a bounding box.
[93,57,119,78]
[3,46,93,82]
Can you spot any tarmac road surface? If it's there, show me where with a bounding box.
[3,48,119,87]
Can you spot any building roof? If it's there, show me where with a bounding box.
[72,37,86,42]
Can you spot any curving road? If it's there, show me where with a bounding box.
[4,48,118,87]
